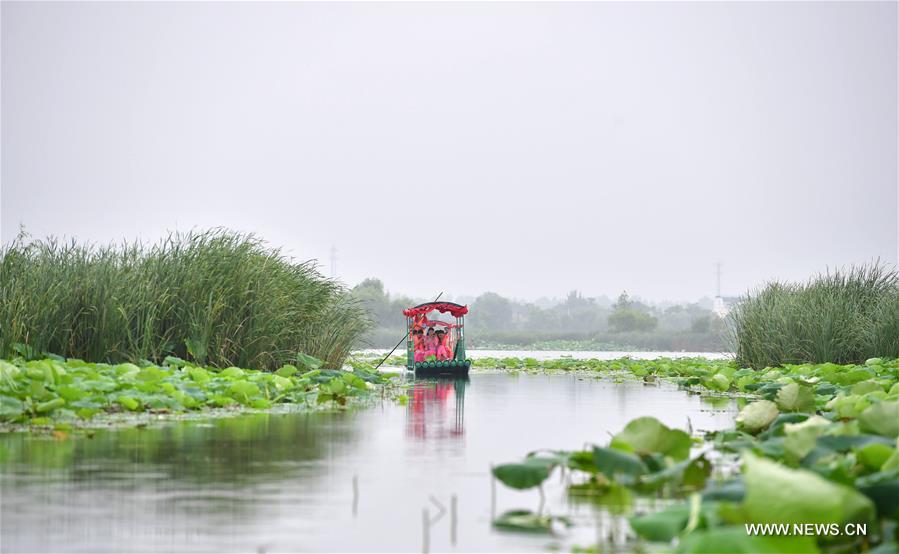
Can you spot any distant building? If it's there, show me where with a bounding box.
[713,295,741,318]
[712,263,740,317]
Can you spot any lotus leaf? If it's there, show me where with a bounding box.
[116,396,140,411]
[492,510,571,533]
[742,451,875,525]
[296,353,323,371]
[629,503,690,542]
[275,364,298,378]
[611,416,691,461]
[858,401,899,438]
[674,527,819,553]
[492,458,556,490]
[776,383,815,413]
[220,367,245,379]
[0,396,24,418]
[736,401,779,434]
[592,446,648,479]
[856,443,895,471]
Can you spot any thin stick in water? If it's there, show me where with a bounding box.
[352,474,359,516]
[422,508,430,554]
[490,464,496,521]
[450,494,457,545]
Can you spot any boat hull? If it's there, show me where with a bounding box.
[410,359,471,376]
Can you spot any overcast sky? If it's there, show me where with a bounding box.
[2,2,896,302]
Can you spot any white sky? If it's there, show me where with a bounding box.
[2,1,896,302]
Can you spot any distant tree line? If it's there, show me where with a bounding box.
[351,279,728,352]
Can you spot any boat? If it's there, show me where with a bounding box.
[403,301,472,376]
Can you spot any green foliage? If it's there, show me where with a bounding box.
[611,416,691,461]
[674,528,819,554]
[492,510,572,534]
[775,383,815,413]
[859,401,899,438]
[736,401,779,434]
[0,356,390,426]
[592,447,648,479]
[730,262,899,368]
[296,353,323,371]
[0,230,369,370]
[356,281,727,351]
[470,331,727,352]
[487,355,899,550]
[742,451,875,525]
[466,355,899,409]
[629,504,690,542]
[608,309,658,333]
[492,458,556,490]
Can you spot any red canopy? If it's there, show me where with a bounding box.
[403,302,469,318]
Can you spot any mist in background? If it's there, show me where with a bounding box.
[2,2,896,303]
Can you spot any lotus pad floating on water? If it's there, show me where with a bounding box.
[0,355,392,426]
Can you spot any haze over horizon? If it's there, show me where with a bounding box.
[2,2,896,303]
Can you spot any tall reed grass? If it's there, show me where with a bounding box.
[729,262,899,368]
[0,229,370,370]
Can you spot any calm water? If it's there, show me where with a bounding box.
[360,349,733,361]
[0,363,736,553]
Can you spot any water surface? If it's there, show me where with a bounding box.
[1,369,735,553]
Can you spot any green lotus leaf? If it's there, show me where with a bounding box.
[492,460,553,490]
[629,503,690,542]
[136,367,165,382]
[0,396,25,419]
[856,443,895,471]
[610,416,691,461]
[56,385,87,402]
[675,527,819,553]
[275,364,298,378]
[775,383,815,413]
[220,367,245,379]
[592,446,649,479]
[163,356,186,367]
[736,401,779,434]
[188,366,210,383]
[114,363,141,377]
[851,380,883,395]
[228,381,260,402]
[296,353,323,371]
[742,451,874,525]
[858,401,899,438]
[782,416,830,464]
[703,373,731,392]
[116,395,141,411]
[492,510,571,533]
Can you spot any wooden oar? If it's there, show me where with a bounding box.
[373,291,443,370]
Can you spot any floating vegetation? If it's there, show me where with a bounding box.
[487,356,899,551]
[492,510,573,534]
[463,355,897,397]
[0,354,395,430]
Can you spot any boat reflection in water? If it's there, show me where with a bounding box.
[406,377,468,440]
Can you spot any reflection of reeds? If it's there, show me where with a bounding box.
[729,262,899,368]
[0,229,369,369]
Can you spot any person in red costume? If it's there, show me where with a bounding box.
[412,328,426,362]
[423,327,438,358]
[435,329,452,360]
